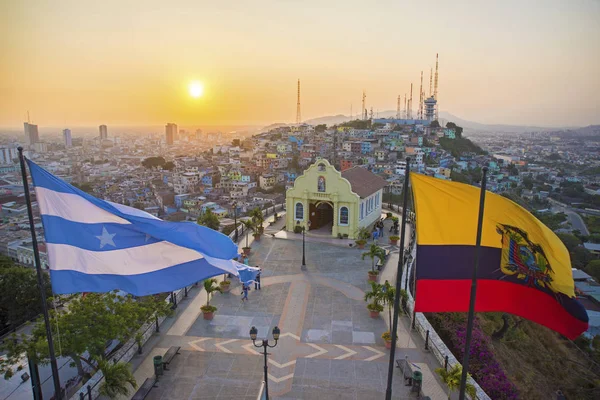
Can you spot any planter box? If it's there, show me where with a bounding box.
[385,340,392,349]
[368,273,378,282]
[369,310,380,318]
[389,239,398,245]
[220,284,230,293]
[203,311,214,320]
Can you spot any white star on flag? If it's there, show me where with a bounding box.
[96,226,116,249]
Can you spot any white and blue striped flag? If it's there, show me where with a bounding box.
[27,159,258,296]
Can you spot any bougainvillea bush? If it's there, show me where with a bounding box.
[427,313,519,400]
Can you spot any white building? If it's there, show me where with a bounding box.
[24,122,39,145]
[0,147,18,164]
[99,124,108,140]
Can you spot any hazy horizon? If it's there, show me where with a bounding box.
[1,0,599,128]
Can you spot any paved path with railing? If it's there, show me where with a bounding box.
[126,209,451,399]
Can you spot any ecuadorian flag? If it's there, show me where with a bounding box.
[411,173,589,339]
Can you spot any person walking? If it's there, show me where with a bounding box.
[254,267,262,290]
[241,283,249,301]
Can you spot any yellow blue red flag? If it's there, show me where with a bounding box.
[411,173,588,339]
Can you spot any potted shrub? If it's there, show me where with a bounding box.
[386,212,393,219]
[367,302,383,318]
[435,365,476,400]
[355,239,367,249]
[391,216,399,224]
[367,270,379,281]
[220,280,231,293]
[364,281,384,318]
[293,225,303,234]
[382,331,392,349]
[362,244,386,280]
[201,278,222,320]
[389,235,400,245]
[242,247,251,256]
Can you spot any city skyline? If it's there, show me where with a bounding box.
[1,0,599,129]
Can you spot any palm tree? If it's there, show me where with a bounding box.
[362,244,386,272]
[98,360,137,399]
[203,278,222,307]
[381,281,396,327]
[364,281,383,307]
[242,219,255,248]
[435,365,476,400]
[250,207,264,232]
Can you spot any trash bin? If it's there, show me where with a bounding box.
[411,370,423,393]
[153,355,164,376]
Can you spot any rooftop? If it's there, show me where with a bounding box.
[341,166,388,198]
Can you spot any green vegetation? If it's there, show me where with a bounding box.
[98,360,137,398]
[429,311,600,399]
[430,120,440,128]
[362,244,386,272]
[435,364,476,400]
[445,121,463,138]
[338,119,370,129]
[585,260,600,282]
[532,211,567,230]
[221,222,240,236]
[582,215,600,236]
[439,137,485,157]
[0,256,52,332]
[1,292,171,384]
[141,156,166,169]
[315,124,327,132]
[72,182,94,193]
[197,208,220,230]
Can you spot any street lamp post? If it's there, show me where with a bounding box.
[250,326,280,400]
[297,220,310,269]
[233,201,238,242]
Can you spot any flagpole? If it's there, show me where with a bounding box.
[458,166,488,400]
[385,157,410,400]
[18,147,63,400]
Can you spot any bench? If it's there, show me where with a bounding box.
[396,358,415,385]
[131,377,156,400]
[162,346,181,370]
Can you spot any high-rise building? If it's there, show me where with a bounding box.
[63,129,72,148]
[0,147,19,164]
[195,129,203,141]
[99,125,108,140]
[23,122,40,145]
[165,123,177,145]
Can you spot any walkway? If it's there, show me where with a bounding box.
[126,211,449,399]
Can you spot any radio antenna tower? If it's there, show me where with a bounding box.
[362,90,367,120]
[396,95,401,119]
[434,53,439,120]
[296,79,301,124]
[429,68,433,97]
[408,83,413,119]
[418,71,424,120]
[404,94,407,119]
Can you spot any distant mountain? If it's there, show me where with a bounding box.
[264,111,587,135]
[553,125,600,138]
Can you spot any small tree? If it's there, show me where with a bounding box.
[203,279,222,306]
[435,364,476,400]
[250,207,264,232]
[98,360,137,399]
[364,281,384,313]
[197,208,220,231]
[362,244,386,272]
[381,281,396,327]
[242,220,255,249]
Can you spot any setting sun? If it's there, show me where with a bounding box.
[189,81,203,98]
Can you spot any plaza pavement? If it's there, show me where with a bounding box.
[125,212,449,400]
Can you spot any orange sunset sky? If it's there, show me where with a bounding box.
[1,0,599,128]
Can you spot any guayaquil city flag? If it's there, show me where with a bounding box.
[411,173,589,339]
